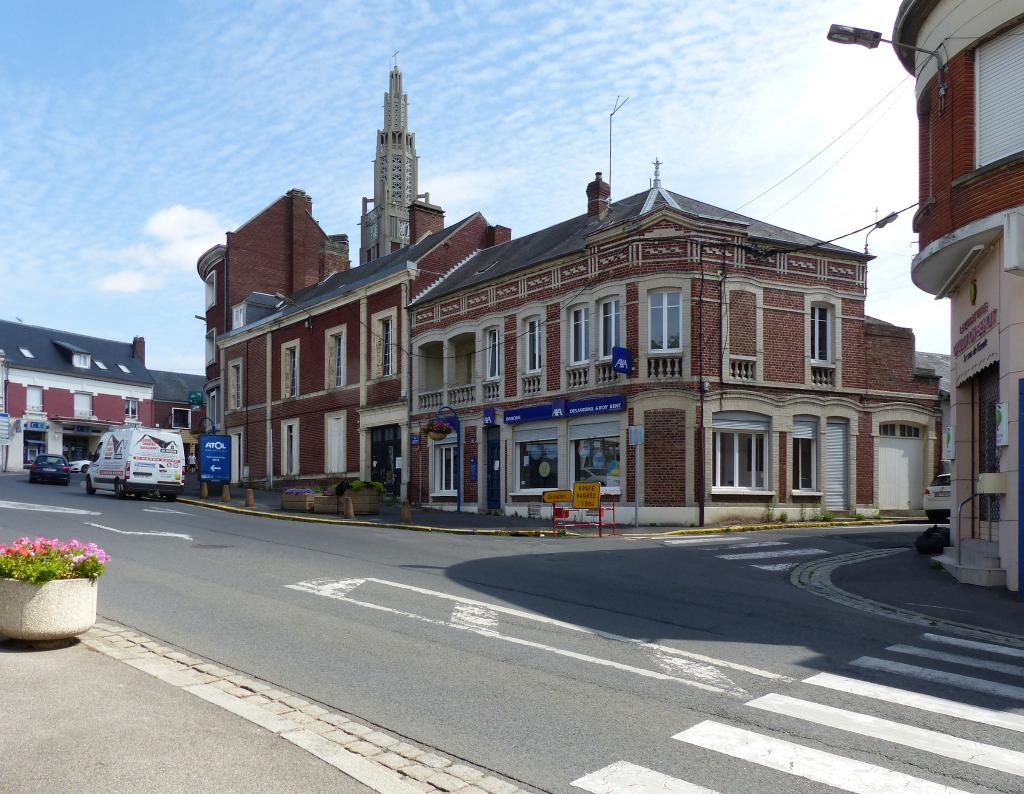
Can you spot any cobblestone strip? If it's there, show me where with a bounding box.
[790,549,1024,648]
[80,622,532,794]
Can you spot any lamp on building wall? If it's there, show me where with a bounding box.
[273,293,314,331]
[826,23,947,110]
[863,210,899,254]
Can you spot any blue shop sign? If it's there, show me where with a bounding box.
[482,407,496,425]
[612,346,633,374]
[24,421,48,431]
[199,434,231,482]
[503,395,625,425]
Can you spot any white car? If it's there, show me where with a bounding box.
[68,459,92,473]
[923,473,951,523]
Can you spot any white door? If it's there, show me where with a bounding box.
[878,436,923,510]
[326,415,345,473]
[825,421,849,511]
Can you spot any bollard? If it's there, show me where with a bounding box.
[343,496,354,518]
[200,481,208,499]
[221,483,231,503]
[245,488,255,508]
[400,500,412,523]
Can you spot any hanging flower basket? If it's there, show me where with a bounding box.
[424,418,453,441]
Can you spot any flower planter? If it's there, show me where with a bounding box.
[0,577,98,641]
[347,489,380,515]
[426,431,450,441]
[281,494,315,512]
[312,495,339,514]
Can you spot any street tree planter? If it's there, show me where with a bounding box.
[281,493,315,512]
[312,495,339,514]
[347,489,380,515]
[0,577,98,642]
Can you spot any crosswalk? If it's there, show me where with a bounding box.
[572,630,1024,793]
[638,534,833,573]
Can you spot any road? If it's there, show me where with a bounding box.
[2,472,1021,794]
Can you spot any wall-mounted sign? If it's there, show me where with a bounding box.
[469,456,477,482]
[995,402,1008,447]
[503,395,626,425]
[612,347,633,374]
[410,433,421,446]
[24,421,48,431]
[943,425,955,460]
[482,407,496,425]
[187,390,204,407]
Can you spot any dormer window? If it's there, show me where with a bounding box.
[18,347,33,358]
[232,304,246,330]
[73,353,91,369]
[118,364,131,374]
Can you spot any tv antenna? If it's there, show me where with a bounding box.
[608,95,629,199]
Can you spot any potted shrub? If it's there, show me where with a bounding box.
[312,485,339,514]
[423,418,453,441]
[346,479,384,514]
[0,537,110,643]
[281,488,315,512]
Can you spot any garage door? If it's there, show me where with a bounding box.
[878,425,923,510]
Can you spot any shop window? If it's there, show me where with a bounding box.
[570,306,590,364]
[811,305,831,363]
[518,441,557,490]
[26,386,43,412]
[525,318,542,372]
[648,291,681,352]
[171,408,190,429]
[572,436,621,489]
[433,443,457,495]
[600,299,621,359]
[485,328,501,380]
[124,398,139,421]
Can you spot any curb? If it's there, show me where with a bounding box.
[619,519,902,538]
[790,549,1024,648]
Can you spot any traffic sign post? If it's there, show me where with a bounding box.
[199,434,231,483]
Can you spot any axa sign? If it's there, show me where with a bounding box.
[611,346,632,374]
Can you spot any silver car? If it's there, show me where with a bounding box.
[923,473,951,523]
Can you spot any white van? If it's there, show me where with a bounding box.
[86,427,185,501]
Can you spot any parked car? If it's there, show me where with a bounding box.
[68,459,92,473]
[28,454,71,485]
[923,473,951,523]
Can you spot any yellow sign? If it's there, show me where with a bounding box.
[572,481,600,509]
[542,489,572,504]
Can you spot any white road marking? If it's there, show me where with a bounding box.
[717,548,828,561]
[450,603,500,631]
[572,761,720,793]
[805,672,1024,734]
[662,536,738,545]
[289,578,366,598]
[750,562,799,572]
[0,499,100,516]
[647,646,747,697]
[851,656,1024,700]
[922,632,1024,659]
[748,693,1024,777]
[887,644,1024,678]
[347,577,788,681]
[675,720,971,794]
[142,508,188,515]
[82,521,193,542]
[723,541,788,549]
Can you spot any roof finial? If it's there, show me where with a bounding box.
[392,50,399,69]
[652,158,662,189]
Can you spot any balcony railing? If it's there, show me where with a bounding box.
[447,384,476,406]
[566,364,590,389]
[482,380,500,401]
[810,363,836,387]
[729,356,757,381]
[594,362,618,385]
[418,389,444,411]
[647,355,684,380]
[522,374,542,396]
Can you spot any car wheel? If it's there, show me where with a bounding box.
[82,464,89,473]
[114,479,126,499]
[63,480,70,486]
[85,476,96,495]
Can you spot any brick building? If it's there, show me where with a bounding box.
[894,1,1024,590]
[0,320,153,469]
[149,369,206,463]
[407,172,943,523]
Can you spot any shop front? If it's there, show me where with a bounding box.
[21,420,49,465]
[60,422,106,461]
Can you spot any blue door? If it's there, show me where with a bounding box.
[486,429,501,511]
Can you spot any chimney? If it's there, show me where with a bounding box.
[487,225,512,247]
[321,234,350,278]
[132,336,146,364]
[409,199,445,243]
[586,172,610,219]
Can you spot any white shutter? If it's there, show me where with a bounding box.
[792,418,817,440]
[569,420,620,441]
[712,411,769,431]
[514,427,558,443]
[977,24,1024,167]
[825,421,849,510]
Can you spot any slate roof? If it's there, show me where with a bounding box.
[914,351,951,395]
[149,369,206,402]
[0,319,153,386]
[411,187,867,306]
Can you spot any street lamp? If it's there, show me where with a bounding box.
[864,210,899,254]
[826,23,947,109]
[435,405,462,513]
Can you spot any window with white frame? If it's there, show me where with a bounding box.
[171,408,190,429]
[600,299,621,359]
[432,442,457,494]
[229,362,242,409]
[205,329,216,365]
[282,420,299,475]
[208,389,219,427]
[570,306,590,364]
[648,291,681,352]
[485,328,501,380]
[328,331,346,388]
[571,421,621,489]
[526,318,542,372]
[72,353,91,369]
[712,412,769,489]
[879,423,920,438]
[811,305,831,363]
[232,304,245,330]
[124,397,139,421]
[26,386,43,411]
[379,317,394,377]
[205,273,216,309]
[282,343,298,398]
[976,22,1024,168]
[74,392,93,418]
[792,417,818,491]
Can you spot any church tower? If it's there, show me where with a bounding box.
[360,64,419,263]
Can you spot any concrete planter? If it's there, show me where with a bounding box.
[312,495,339,514]
[347,489,380,515]
[281,494,314,512]
[0,577,98,641]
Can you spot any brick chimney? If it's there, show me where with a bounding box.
[321,234,350,279]
[132,336,145,363]
[586,172,610,219]
[409,198,445,243]
[487,225,512,246]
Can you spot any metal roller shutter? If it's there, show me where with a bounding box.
[977,23,1024,167]
[825,421,848,510]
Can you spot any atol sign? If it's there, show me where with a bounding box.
[199,434,231,482]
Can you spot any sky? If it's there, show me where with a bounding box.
[0,0,947,375]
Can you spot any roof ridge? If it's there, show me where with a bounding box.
[0,318,136,348]
[411,248,482,304]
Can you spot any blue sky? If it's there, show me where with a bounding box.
[0,0,943,374]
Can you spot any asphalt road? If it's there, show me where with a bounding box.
[2,472,1021,794]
